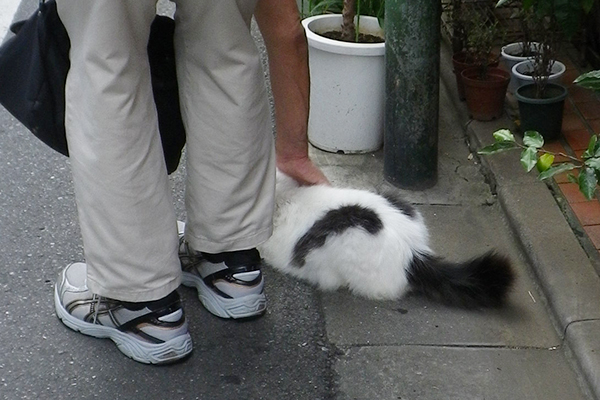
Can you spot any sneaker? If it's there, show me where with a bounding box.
[54,262,193,364]
[178,221,267,319]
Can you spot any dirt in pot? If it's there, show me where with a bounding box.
[318,30,384,43]
[505,48,537,57]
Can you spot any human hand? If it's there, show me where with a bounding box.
[276,156,330,186]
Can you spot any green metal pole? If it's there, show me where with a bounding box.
[384,0,441,189]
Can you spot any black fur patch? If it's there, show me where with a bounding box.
[380,190,416,218]
[292,205,383,267]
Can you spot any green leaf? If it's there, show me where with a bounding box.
[521,147,538,172]
[523,131,544,148]
[538,163,578,180]
[574,70,600,92]
[567,173,579,184]
[583,135,599,159]
[492,129,516,143]
[579,167,598,200]
[585,157,600,170]
[580,82,600,92]
[478,141,519,155]
[536,153,555,173]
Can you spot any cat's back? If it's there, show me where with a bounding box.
[280,183,389,211]
[275,183,425,241]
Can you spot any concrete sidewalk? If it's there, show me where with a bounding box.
[304,40,598,399]
[0,2,598,399]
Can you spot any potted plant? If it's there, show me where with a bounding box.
[511,58,566,88]
[499,7,542,92]
[497,0,595,140]
[459,8,510,121]
[301,0,386,153]
[301,0,384,41]
[451,4,502,102]
[450,2,475,101]
[513,39,568,140]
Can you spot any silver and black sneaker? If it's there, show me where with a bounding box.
[178,222,267,319]
[54,262,193,364]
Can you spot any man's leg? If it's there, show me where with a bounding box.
[54,0,191,363]
[174,0,275,318]
[57,0,181,301]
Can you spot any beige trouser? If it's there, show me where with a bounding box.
[56,0,275,302]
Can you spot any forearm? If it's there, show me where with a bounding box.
[255,1,310,164]
[255,0,329,185]
[270,39,310,167]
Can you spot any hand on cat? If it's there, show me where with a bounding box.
[276,156,330,186]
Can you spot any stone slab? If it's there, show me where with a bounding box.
[323,204,560,349]
[335,346,591,400]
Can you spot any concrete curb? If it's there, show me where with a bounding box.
[440,40,600,399]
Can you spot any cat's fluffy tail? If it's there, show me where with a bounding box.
[406,251,514,308]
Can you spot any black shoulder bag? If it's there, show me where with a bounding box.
[0,0,186,174]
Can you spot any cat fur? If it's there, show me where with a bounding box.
[259,172,514,308]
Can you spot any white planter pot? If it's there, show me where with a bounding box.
[302,14,385,154]
[511,59,566,89]
[500,42,540,92]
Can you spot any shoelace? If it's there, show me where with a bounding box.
[91,294,102,324]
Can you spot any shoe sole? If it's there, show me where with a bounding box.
[54,285,193,364]
[181,271,267,319]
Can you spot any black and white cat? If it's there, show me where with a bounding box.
[259,171,514,308]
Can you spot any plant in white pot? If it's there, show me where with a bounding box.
[301,0,386,153]
[511,57,566,89]
[508,5,566,92]
[512,31,568,139]
[302,0,384,41]
[499,7,542,92]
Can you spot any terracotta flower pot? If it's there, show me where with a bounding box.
[461,67,510,121]
[452,52,499,102]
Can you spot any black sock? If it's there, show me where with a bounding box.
[201,248,260,267]
[121,290,180,311]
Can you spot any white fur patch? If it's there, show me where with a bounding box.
[259,172,431,300]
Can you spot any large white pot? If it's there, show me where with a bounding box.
[511,59,566,89]
[302,14,385,154]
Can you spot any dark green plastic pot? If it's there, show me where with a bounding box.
[515,83,568,140]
